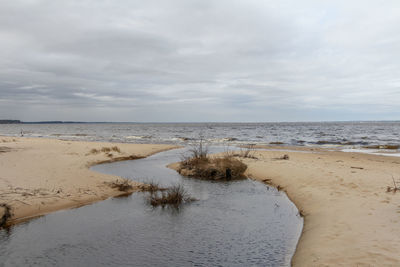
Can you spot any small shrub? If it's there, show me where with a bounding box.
[179,155,247,180]
[213,156,247,177]
[179,139,247,181]
[181,155,210,169]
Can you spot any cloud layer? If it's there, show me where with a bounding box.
[1,0,400,121]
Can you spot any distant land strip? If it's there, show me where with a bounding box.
[0,120,105,124]
[0,120,22,124]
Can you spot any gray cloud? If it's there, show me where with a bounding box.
[0,0,400,121]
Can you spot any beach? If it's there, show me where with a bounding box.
[0,136,177,225]
[242,146,400,266]
[1,136,400,266]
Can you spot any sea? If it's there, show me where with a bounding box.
[1,121,400,154]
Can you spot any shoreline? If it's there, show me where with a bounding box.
[242,146,400,266]
[0,136,178,226]
[169,146,400,265]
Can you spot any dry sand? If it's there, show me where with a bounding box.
[240,146,400,266]
[0,136,177,225]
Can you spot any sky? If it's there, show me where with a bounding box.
[1,0,400,122]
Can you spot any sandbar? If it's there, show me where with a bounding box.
[242,146,400,266]
[0,136,177,225]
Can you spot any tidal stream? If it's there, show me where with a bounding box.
[0,148,302,266]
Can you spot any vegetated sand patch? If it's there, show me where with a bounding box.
[240,146,400,266]
[0,136,178,226]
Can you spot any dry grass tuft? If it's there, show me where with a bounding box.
[88,146,122,155]
[139,181,167,193]
[111,146,121,153]
[109,179,134,192]
[90,148,100,154]
[101,147,111,153]
[235,144,258,159]
[387,175,400,193]
[179,140,247,180]
[180,155,247,180]
[148,185,194,207]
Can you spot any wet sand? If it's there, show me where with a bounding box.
[0,136,177,225]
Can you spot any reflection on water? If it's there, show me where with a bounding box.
[0,148,302,267]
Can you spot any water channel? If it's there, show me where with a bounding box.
[0,148,302,266]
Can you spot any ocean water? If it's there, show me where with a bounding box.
[1,122,400,150]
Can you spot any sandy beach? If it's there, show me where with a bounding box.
[241,146,400,266]
[2,137,400,266]
[0,136,177,225]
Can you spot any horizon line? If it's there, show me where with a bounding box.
[1,119,400,124]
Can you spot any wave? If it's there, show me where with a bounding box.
[125,135,152,140]
[362,144,400,150]
[314,140,369,146]
[50,133,91,137]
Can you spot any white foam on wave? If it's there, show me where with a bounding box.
[125,135,152,139]
[342,148,400,157]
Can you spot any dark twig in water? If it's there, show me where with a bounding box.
[0,204,12,228]
[298,210,305,217]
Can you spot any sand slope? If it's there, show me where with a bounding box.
[242,147,400,266]
[0,137,177,225]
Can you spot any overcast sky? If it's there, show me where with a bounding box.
[1,0,400,122]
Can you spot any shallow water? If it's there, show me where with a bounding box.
[0,148,302,266]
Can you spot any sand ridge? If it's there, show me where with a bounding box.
[0,136,178,225]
